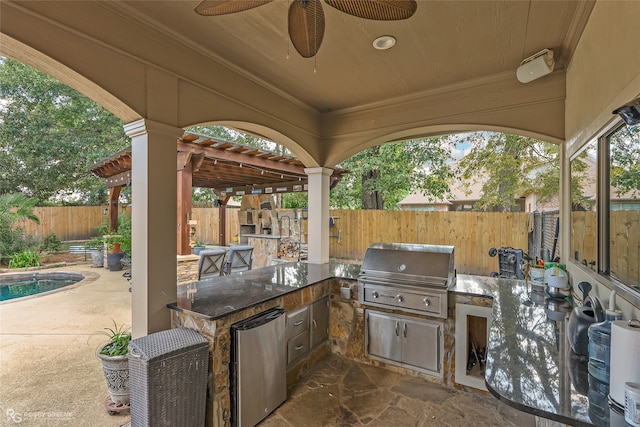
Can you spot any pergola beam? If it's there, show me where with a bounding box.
[214,180,308,197]
[177,141,305,175]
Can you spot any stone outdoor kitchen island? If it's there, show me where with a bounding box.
[167,261,483,426]
[168,262,597,427]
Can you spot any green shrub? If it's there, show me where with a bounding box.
[8,250,41,269]
[42,233,62,252]
[0,194,40,265]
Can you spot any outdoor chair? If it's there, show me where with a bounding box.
[222,245,253,275]
[197,249,227,280]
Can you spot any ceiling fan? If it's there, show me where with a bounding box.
[194,0,417,58]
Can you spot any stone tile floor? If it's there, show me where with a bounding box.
[261,355,535,427]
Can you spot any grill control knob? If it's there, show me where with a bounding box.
[423,298,431,307]
[396,294,404,303]
[372,291,379,298]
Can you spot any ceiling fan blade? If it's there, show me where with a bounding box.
[324,0,417,20]
[194,0,273,16]
[288,0,325,58]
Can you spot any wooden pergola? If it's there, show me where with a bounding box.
[91,132,345,255]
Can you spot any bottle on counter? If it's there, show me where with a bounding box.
[588,290,624,384]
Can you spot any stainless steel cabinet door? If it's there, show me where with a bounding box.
[286,306,309,340]
[367,311,401,362]
[401,317,440,372]
[310,296,329,349]
[287,329,310,367]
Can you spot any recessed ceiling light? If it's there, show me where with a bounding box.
[373,35,396,50]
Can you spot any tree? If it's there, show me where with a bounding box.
[610,125,640,197]
[568,149,593,211]
[0,58,129,204]
[454,132,560,211]
[330,139,452,210]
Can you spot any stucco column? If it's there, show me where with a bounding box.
[305,167,332,264]
[124,119,182,338]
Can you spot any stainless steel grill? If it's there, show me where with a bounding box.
[358,243,455,318]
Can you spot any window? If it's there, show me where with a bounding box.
[570,122,640,298]
[605,124,640,292]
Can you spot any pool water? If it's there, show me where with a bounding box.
[0,273,83,302]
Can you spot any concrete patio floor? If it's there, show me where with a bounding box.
[0,263,132,427]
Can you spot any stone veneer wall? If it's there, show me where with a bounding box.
[171,279,332,427]
[329,279,493,392]
[248,236,279,268]
[177,255,199,284]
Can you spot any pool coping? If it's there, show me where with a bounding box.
[0,270,100,304]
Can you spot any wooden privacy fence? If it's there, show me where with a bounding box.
[17,206,111,241]
[329,210,529,276]
[571,210,639,288]
[15,205,239,245]
[190,207,239,246]
[17,206,533,276]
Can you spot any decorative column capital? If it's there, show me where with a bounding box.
[123,119,183,140]
[304,167,333,177]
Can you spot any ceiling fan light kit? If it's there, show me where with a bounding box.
[194,0,417,58]
[516,48,555,83]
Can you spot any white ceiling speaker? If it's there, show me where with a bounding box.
[516,49,555,83]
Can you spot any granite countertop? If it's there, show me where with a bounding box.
[169,261,360,320]
[170,267,626,426]
[462,274,626,427]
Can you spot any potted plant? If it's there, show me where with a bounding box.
[91,321,131,407]
[85,236,105,268]
[104,235,124,271]
[193,240,205,255]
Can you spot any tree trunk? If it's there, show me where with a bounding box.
[361,169,384,209]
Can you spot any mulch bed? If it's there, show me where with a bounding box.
[0,251,90,274]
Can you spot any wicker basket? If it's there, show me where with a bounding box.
[128,328,208,427]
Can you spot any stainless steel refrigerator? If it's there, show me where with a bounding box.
[231,307,286,427]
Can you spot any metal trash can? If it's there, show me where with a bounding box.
[129,328,209,427]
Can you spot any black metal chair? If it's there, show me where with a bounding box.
[222,245,253,275]
[197,249,227,280]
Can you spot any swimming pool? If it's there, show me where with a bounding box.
[0,272,85,302]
